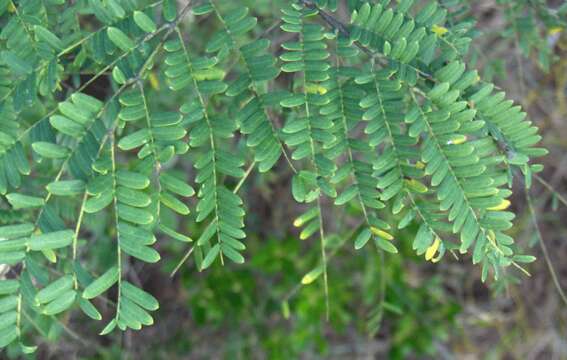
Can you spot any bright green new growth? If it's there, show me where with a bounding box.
[0,0,544,351]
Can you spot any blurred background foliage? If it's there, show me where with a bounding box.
[1,0,567,358]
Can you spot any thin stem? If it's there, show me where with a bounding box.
[282,221,365,303]
[170,245,194,278]
[534,174,567,208]
[316,196,330,320]
[524,186,567,306]
[293,13,331,319]
[110,132,123,321]
[138,82,163,222]
[72,192,89,283]
[233,161,256,194]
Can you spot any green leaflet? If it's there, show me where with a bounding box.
[0,251,25,265]
[116,187,151,208]
[159,173,194,197]
[117,203,154,225]
[0,223,34,240]
[32,142,70,159]
[133,11,157,33]
[107,27,135,51]
[120,233,160,263]
[159,224,192,242]
[0,280,19,295]
[1,51,32,75]
[0,296,18,313]
[46,180,85,196]
[117,129,150,150]
[354,228,371,250]
[162,0,176,21]
[42,290,76,315]
[6,194,44,209]
[201,243,220,269]
[0,310,17,329]
[0,328,17,348]
[119,297,153,329]
[84,190,113,213]
[33,25,64,51]
[119,222,156,245]
[79,298,102,320]
[121,281,159,311]
[71,93,103,113]
[99,319,117,336]
[35,275,74,305]
[82,266,119,300]
[116,171,150,190]
[112,66,127,84]
[28,230,74,251]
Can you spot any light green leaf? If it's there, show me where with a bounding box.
[201,244,220,269]
[354,228,371,250]
[28,230,74,251]
[82,266,119,300]
[42,290,76,315]
[121,281,159,311]
[6,194,44,209]
[32,142,70,159]
[35,275,74,305]
[301,265,323,285]
[34,25,64,50]
[133,11,157,33]
[79,298,102,320]
[46,180,85,196]
[107,27,135,51]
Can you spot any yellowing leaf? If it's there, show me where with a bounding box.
[487,230,498,249]
[301,266,323,285]
[281,301,290,319]
[304,83,327,95]
[42,249,58,263]
[487,199,511,211]
[425,237,441,261]
[447,135,467,145]
[431,24,448,37]
[193,68,225,81]
[549,27,563,35]
[149,72,160,90]
[404,179,428,193]
[371,227,394,241]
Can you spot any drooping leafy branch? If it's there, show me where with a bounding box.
[0,0,546,352]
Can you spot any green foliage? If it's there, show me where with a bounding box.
[0,0,547,354]
[443,0,567,74]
